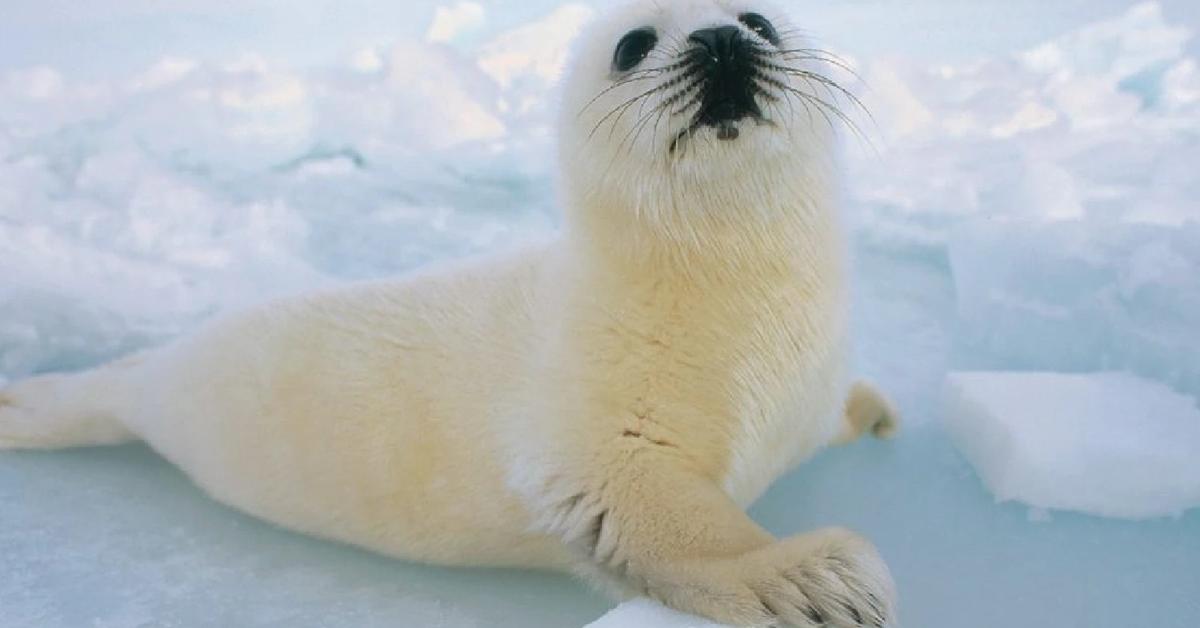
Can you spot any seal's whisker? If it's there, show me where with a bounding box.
[764,64,874,122]
[774,26,814,36]
[621,69,703,158]
[755,77,815,129]
[753,58,879,144]
[787,73,878,146]
[618,60,702,145]
[588,83,670,141]
[661,76,705,113]
[668,107,705,157]
[579,73,664,117]
[751,84,782,104]
[659,31,692,60]
[776,54,864,83]
[764,80,837,132]
[773,48,865,83]
[622,100,668,158]
[617,81,669,145]
[776,46,850,62]
[581,54,699,115]
[771,82,876,151]
[751,70,812,126]
[646,47,698,70]
[649,95,676,155]
[672,89,706,117]
[782,69,864,104]
[585,51,704,136]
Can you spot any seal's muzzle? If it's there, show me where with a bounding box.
[688,25,764,137]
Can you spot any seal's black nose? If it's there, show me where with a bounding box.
[686,25,762,134]
[689,26,743,64]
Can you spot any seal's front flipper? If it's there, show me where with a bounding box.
[536,444,897,627]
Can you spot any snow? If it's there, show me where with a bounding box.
[948,221,1200,399]
[944,372,1200,520]
[2,1,1200,627]
[585,599,728,628]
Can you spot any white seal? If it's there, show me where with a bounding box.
[2,1,899,625]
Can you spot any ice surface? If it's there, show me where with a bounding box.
[944,372,1200,520]
[8,429,1197,628]
[2,1,1200,627]
[585,599,726,628]
[0,446,612,628]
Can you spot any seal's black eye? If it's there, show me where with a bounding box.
[738,12,781,47]
[613,28,658,73]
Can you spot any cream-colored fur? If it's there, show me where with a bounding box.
[1,1,900,625]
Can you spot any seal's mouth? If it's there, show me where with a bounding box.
[696,97,766,141]
[669,92,769,153]
[702,95,764,137]
[669,107,763,152]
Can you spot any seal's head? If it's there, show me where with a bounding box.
[559,0,852,242]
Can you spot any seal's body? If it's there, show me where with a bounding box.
[3,1,899,625]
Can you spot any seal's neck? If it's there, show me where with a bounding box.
[565,176,843,289]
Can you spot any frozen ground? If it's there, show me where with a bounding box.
[2,1,1199,627]
[587,599,727,627]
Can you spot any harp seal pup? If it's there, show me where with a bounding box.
[1,0,900,625]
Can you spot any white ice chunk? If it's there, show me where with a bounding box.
[585,600,729,628]
[943,371,1200,520]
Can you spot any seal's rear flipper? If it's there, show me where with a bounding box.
[0,364,137,450]
[833,381,900,446]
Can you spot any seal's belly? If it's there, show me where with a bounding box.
[162,381,567,568]
[125,278,570,569]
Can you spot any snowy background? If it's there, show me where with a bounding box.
[2,1,1198,627]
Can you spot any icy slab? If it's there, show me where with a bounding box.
[585,599,728,628]
[943,371,1200,520]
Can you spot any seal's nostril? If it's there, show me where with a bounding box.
[688,26,742,63]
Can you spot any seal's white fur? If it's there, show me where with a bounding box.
[2,1,899,625]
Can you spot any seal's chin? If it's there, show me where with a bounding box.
[668,111,772,155]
